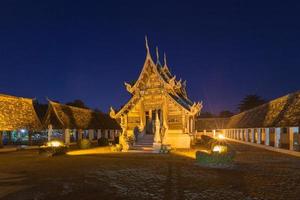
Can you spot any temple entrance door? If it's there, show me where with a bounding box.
[145,109,162,135]
[145,111,153,135]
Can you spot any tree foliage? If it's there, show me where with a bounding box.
[199,111,215,118]
[218,110,234,118]
[66,99,87,109]
[237,95,266,112]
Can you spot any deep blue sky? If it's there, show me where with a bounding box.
[1,0,300,114]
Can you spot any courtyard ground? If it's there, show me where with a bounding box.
[0,141,300,200]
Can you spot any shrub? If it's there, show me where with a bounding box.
[111,144,123,152]
[196,149,235,166]
[79,139,91,149]
[98,138,109,146]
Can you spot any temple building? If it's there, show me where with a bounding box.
[110,38,202,148]
[0,94,43,147]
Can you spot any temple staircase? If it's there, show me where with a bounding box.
[130,134,154,152]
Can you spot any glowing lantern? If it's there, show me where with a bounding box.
[217,134,225,140]
[212,145,227,154]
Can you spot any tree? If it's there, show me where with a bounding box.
[219,110,234,118]
[199,111,215,118]
[66,99,87,109]
[237,95,266,112]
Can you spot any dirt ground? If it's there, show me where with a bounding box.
[0,142,300,200]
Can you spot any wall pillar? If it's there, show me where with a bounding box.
[265,128,270,146]
[244,129,248,142]
[257,128,262,144]
[0,131,3,148]
[289,127,299,151]
[240,129,244,141]
[275,128,281,148]
[213,129,216,138]
[48,124,53,142]
[64,129,70,145]
[88,129,94,141]
[240,129,243,140]
[250,129,255,143]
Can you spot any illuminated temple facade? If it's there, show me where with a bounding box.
[110,38,202,148]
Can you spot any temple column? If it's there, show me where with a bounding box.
[97,129,102,139]
[0,131,3,148]
[78,129,83,142]
[48,124,53,142]
[28,131,32,145]
[275,128,281,148]
[105,130,109,138]
[64,129,70,145]
[139,99,145,131]
[257,128,262,144]
[154,110,161,143]
[213,129,216,138]
[265,128,270,145]
[88,129,94,141]
[7,131,12,144]
[250,129,255,143]
[289,127,299,151]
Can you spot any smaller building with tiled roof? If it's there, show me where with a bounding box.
[0,94,42,131]
[43,100,120,130]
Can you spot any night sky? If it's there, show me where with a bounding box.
[1,0,300,114]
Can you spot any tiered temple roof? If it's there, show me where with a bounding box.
[111,38,202,118]
[196,91,300,130]
[0,94,43,131]
[44,101,120,130]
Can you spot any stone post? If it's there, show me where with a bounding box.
[88,129,94,141]
[275,128,281,148]
[0,131,3,148]
[64,129,70,145]
[257,128,262,144]
[250,129,255,143]
[289,127,299,151]
[265,128,270,145]
[48,124,53,142]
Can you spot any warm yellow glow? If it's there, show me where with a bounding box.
[212,145,227,153]
[217,134,225,140]
[47,141,63,147]
[67,147,113,156]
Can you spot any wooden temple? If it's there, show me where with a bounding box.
[110,38,202,148]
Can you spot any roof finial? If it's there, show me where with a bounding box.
[156,46,159,64]
[164,52,167,66]
[145,35,150,55]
